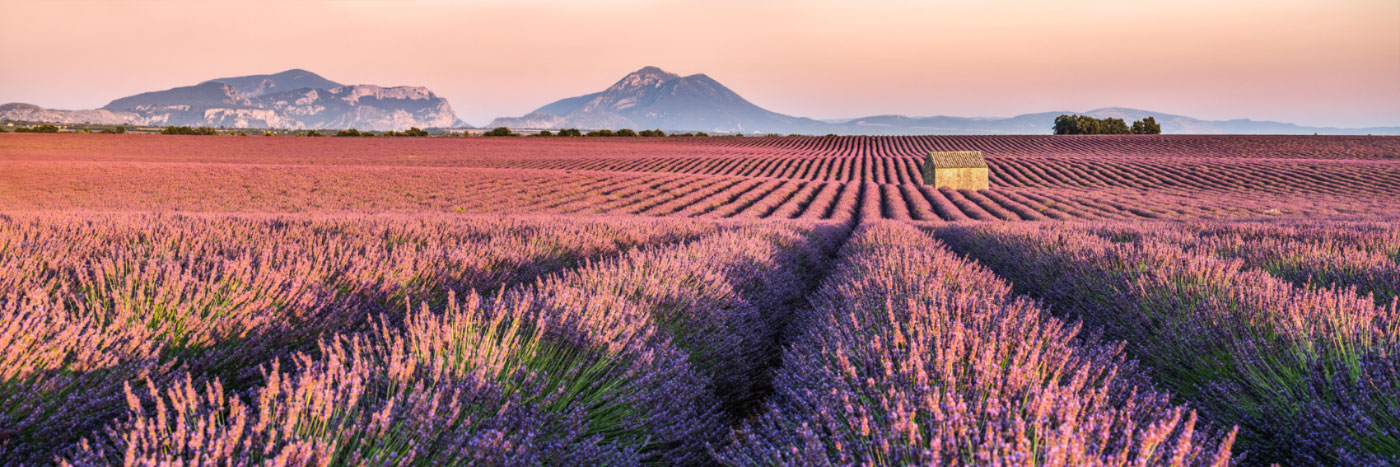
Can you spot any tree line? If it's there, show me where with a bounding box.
[483,127,715,137]
[1054,115,1161,135]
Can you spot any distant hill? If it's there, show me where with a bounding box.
[3,70,464,131]
[489,66,830,133]
[488,66,1399,135]
[840,108,1400,135]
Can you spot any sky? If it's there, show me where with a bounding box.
[2,0,1398,128]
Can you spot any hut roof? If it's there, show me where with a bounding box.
[927,151,987,169]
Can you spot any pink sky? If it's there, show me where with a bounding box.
[2,0,1397,128]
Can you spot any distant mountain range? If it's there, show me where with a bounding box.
[490,66,1400,135]
[2,69,463,131]
[4,67,1397,134]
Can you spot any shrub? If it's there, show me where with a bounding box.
[639,129,666,137]
[302,130,324,137]
[483,127,518,137]
[334,129,362,137]
[159,126,216,135]
[586,129,615,137]
[615,129,638,137]
[556,128,582,137]
[694,132,709,137]
[670,132,693,137]
[533,130,554,137]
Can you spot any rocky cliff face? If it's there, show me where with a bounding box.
[3,70,464,130]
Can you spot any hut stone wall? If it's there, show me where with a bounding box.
[926,167,990,190]
[922,151,990,190]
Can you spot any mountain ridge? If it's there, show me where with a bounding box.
[486,67,1398,135]
[3,67,1396,134]
[4,70,464,130]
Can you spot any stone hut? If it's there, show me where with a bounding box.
[922,151,989,190]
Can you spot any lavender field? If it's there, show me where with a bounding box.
[1,134,1398,465]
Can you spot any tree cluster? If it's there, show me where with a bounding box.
[14,124,61,133]
[160,126,217,135]
[1054,115,1161,135]
[483,127,519,137]
[385,127,430,137]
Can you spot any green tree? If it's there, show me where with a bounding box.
[615,128,638,137]
[1131,117,1162,134]
[483,127,518,137]
[335,129,362,137]
[585,129,615,137]
[534,130,554,137]
[160,126,216,135]
[1102,117,1130,134]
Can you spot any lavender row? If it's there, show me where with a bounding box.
[0,213,722,463]
[65,221,844,464]
[721,222,1234,465]
[1118,221,1400,307]
[935,223,1400,464]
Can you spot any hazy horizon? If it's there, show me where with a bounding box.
[2,0,1397,128]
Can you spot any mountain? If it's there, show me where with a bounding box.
[1,70,464,130]
[202,69,343,98]
[488,66,830,133]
